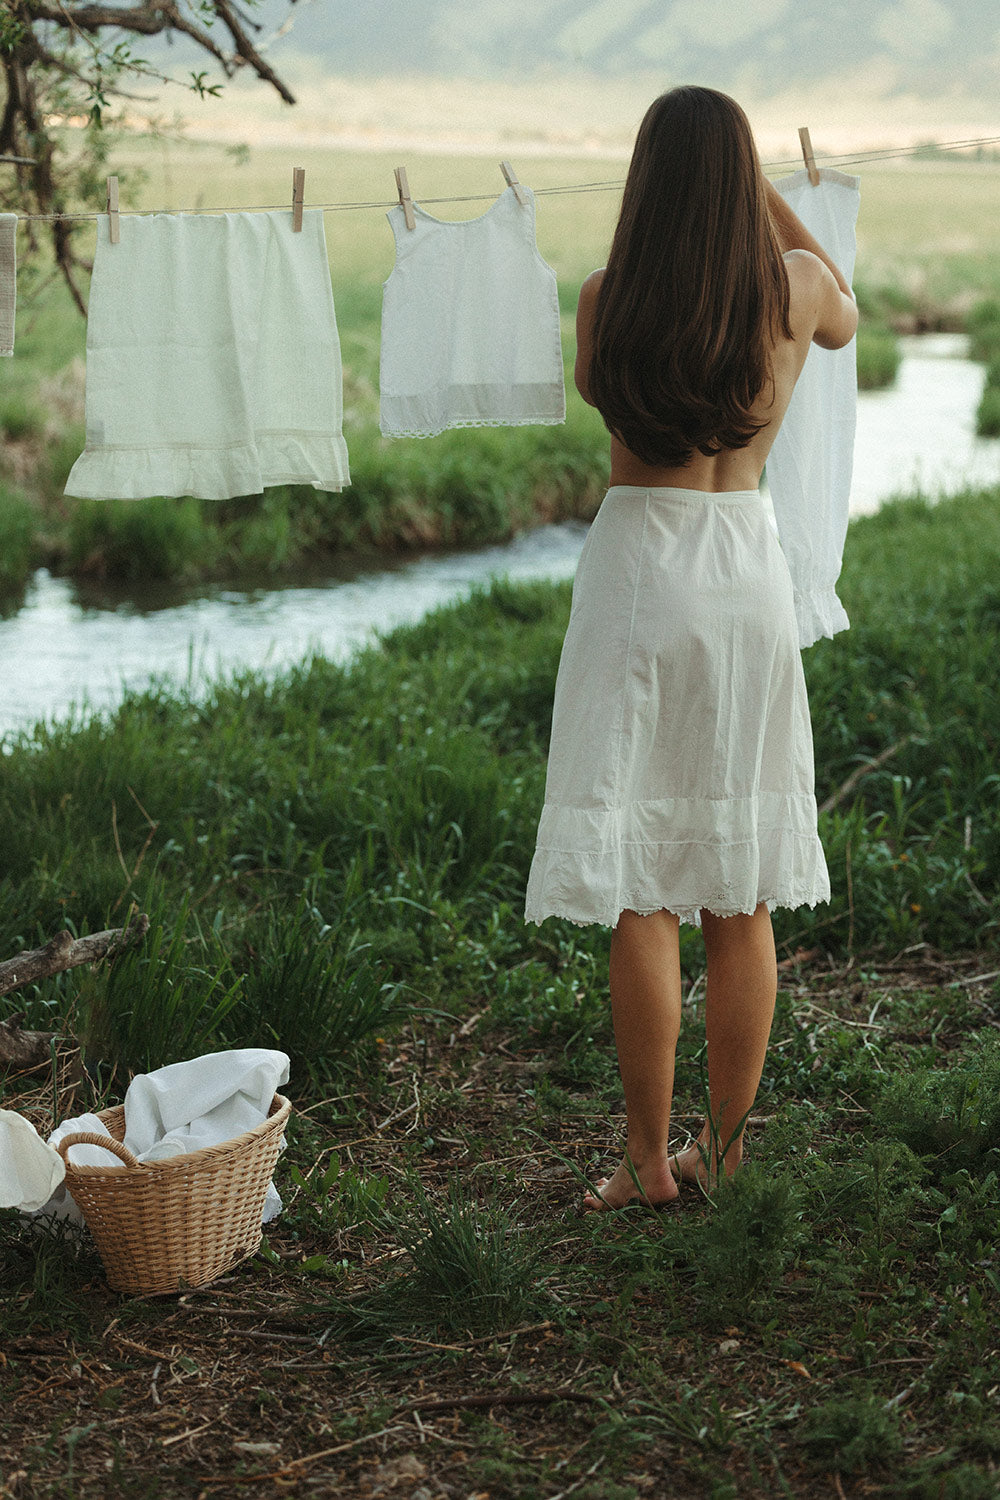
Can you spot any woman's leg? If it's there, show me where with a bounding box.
[672,902,777,1185]
[584,908,682,1210]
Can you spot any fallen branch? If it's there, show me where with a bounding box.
[0,914,145,1066]
[0,914,149,1001]
[0,917,150,1070]
[818,737,912,817]
[0,1017,60,1069]
[395,1389,604,1415]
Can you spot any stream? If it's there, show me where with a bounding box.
[1,333,997,740]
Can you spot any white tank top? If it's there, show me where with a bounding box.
[379,185,566,439]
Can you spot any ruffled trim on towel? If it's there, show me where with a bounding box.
[793,584,850,650]
[524,792,830,929]
[65,431,351,501]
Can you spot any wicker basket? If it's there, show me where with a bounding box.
[56,1094,292,1297]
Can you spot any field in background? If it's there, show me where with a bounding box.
[102,133,1000,304]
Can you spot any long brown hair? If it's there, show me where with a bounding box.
[588,86,792,468]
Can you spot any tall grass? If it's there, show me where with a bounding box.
[856,322,901,390]
[0,484,35,596]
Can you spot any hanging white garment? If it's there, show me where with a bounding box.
[767,168,860,649]
[65,210,350,501]
[0,213,16,357]
[379,185,565,438]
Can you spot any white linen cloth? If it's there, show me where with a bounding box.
[379,185,565,438]
[524,486,829,929]
[10,1049,289,1224]
[0,213,16,357]
[0,1108,66,1212]
[64,210,350,500]
[767,168,860,648]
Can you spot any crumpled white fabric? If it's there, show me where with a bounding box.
[9,1049,289,1225]
[767,167,860,649]
[0,1108,67,1212]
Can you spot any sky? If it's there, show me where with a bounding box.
[152,0,999,158]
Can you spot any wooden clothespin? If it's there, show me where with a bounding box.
[291,167,305,232]
[500,160,529,207]
[798,127,820,186]
[394,165,415,231]
[106,175,120,244]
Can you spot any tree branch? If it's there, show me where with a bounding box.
[212,0,296,102]
[0,913,150,999]
[3,0,300,307]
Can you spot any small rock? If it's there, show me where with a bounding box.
[718,1338,741,1355]
[371,1454,428,1492]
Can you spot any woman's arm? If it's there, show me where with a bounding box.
[766,180,859,351]
[574,268,604,405]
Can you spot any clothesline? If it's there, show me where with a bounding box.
[12,131,1000,224]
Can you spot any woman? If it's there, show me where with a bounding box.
[524,87,858,1210]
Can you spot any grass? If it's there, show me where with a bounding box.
[1,484,1000,1494]
[855,322,901,390]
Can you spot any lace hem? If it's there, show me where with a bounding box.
[524,815,830,931]
[525,889,830,930]
[382,416,566,440]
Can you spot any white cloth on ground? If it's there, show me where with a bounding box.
[64,210,350,500]
[524,485,830,929]
[379,185,565,438]
[0,213,16,356]
[0,1108,66,1212]
[767,167,860,648]
[22,1049,290,1225]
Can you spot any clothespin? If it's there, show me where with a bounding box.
[500,160,529,207]
[292,166,305,232]
[106,175,120,244]
[394,165,415,231]
[798,127,820,187]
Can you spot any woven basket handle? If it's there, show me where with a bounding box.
[56,1132,141,1168]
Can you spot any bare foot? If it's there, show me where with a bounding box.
[669,1141,742,1190]
[582,1157,680,1212]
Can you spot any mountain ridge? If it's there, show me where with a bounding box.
[270,0,999,99]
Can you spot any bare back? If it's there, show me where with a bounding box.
[576,247,858,492]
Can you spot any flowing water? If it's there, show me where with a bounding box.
[1,334,997,740]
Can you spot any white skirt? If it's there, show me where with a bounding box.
[524,485,830,928]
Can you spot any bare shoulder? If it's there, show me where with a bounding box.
[782,247,826,299]
[783,248,858,351]
[578,267,605,306]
